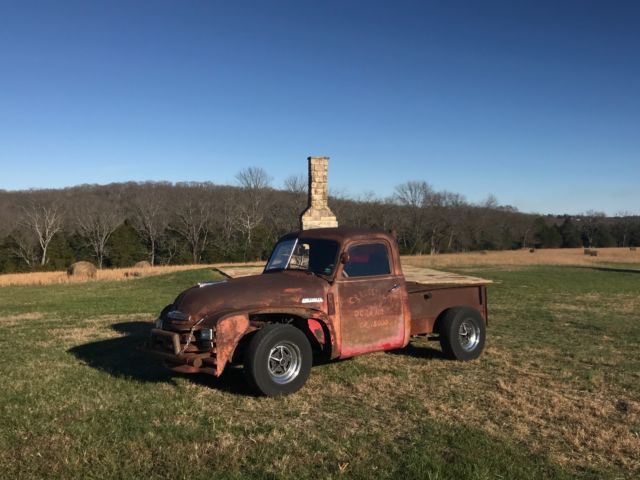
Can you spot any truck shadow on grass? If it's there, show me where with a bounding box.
[387,341,446,360]
[68,321,254,396]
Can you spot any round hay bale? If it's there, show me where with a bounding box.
[134,260,152,269]
[67,261,97,278]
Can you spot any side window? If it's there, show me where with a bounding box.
[343,243,391,277]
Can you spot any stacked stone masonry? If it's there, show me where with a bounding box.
[300,156,339,230]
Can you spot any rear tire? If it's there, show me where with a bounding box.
[439,308,486,361]
[244,324,312,396]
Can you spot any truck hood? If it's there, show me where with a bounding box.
[171,271,329,321]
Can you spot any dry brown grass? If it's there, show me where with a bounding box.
[403,247,640,269]
[0,312,45,326]
[0,262,264,287]
[51,315,150,344]
[409,343,640,473]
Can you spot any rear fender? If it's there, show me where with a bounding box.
[433,305,486,334]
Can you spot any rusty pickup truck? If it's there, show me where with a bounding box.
[146,228,488,396]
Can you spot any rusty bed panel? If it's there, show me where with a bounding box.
[408,284,487,335]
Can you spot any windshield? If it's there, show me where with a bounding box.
[265,237,340,277]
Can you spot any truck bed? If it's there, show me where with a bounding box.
[215,264,491,286]
[401,265,490,286]
[407,280,488,336]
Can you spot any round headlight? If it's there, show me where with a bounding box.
[199,328,213,341]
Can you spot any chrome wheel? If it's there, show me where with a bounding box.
[458,318,480,352]
[267,341,301,384]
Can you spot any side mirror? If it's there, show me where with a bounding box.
[340,252,350,264]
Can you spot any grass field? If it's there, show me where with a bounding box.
[0,265,639,479]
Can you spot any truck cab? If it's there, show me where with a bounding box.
[146,228,488,396]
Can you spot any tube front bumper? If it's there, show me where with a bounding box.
[142,328,218,376]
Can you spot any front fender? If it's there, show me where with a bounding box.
[213,313,253,376]
[246,307,338,360]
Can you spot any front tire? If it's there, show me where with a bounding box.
[439,308,486,361]
[244,324,312,396]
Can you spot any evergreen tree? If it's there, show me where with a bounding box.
[533,217,562,248]
[45,233,76,270]
[559,218,582,247]
[106,221,147,267]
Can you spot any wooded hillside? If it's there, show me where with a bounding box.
[0,169,637,273]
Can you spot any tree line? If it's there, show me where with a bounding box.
[0,168,638,273]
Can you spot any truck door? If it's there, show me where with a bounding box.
[336,241,405,357]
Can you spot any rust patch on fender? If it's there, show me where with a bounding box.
[283,287,303,294]
[215,313,250,376]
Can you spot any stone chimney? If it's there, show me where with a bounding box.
[300,156,338,230]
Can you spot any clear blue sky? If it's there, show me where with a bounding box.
[0,0,638,215]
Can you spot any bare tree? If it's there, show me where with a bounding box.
[283,174,306,195]
[76,203,123,268]
[131,189,169,266]
[17,202,64,266]
[341,192,385,228]
[480,194,499,210]
[438,191,467,252]
[10,227,39,267]
[614,211,633,247]
[582,210,606,248]
[394,181,432,208]
[210,193,239,259]
[393,181,434,254]
[235,167,272,191]
[235,167,273,260]
[171,195,212,264]
[156,232,181,265]
[234,202,263,258]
